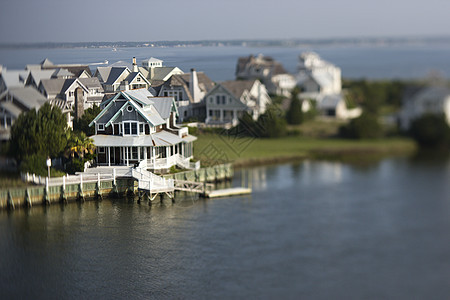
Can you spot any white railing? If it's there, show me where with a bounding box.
[145,154,199,170]
[132,167,174,192]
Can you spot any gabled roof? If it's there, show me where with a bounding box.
[28,69,54,86]
[0,70,29,89]
[152,97,178,119]
[95,67,112,83]
[6,86,48,110]
[105,67,130,85]
[40,58,54,67]
[40,78,88,97]
[151,67,184,81]
[108,60,133,70]
[162,72,215,102]
[125,72,150,86]
[52,68,74,78]
[90,89,166,127]
[78,77,103,91]
[221,80,257,99]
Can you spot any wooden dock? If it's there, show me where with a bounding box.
[203,187,252,198]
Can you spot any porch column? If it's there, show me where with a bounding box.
[126,147,129,166]
[138,146,141,162]
[220,109,224,122]
[108,147,111,166]
[144,147,147,163]
[152,147,156,166]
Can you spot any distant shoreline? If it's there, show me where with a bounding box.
[2,36,450,50]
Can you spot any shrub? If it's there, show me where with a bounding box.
[409,113,450,150]
[339,112,383,139]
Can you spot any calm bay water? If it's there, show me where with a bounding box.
[1,158,450,299]
[2,43,450,81]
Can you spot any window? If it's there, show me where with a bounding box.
[69,91,74,97]
[124,122,131,135]
[131,123,138,135]
[98,123,105,131]
[216,95,220,105]
[139,123,144,134]
[98,147,105,154]
[126,105,133,112]
[222,95,226,104]
[137,77,141,82]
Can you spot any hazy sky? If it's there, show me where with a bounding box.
[1,0,449,43]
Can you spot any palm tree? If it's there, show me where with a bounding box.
[65,131,96,159]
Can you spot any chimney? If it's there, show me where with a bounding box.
[74,88,84,120]
[190,68,201,103]
[132,57,138,72]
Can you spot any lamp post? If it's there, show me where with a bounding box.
[46,157,51,178]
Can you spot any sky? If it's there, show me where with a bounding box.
[1,0,449,43]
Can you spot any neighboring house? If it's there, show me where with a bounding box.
[205,79,271,127]
[89,88,197,170]
[140,57,184,88]
[0,86,48,141]
[78,77,104,108]
[31,58,93,78]
[159,69,215,122]
[39,78,89,110]
[316,94,361,120]
[235,54,296,97]
[297,52,342,99]
[398,86,450,130]
[95,58,150,95]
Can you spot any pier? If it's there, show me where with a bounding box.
[0,163,250,210]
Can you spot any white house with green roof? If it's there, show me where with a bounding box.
[89,88,198,170]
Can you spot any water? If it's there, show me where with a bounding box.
[1,158,450,299]
[2,44,450,81]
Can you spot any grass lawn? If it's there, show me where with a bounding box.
[194,134,417,167]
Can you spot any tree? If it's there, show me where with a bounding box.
[9,103,69,162]
[73,104,102,136]
[286,88,303,125]
[64,131,96,160]
[409,113,450,150]
[257,107,287,138]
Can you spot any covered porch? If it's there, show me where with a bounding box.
[92,132,198,170]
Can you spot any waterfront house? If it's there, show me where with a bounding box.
[235,54,296,97]
[205,79,271,127]
[39,78,89,110]
[398,86,450,130]
[89,88,198,170]
[158,69,215,122]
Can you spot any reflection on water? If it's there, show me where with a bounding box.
[1,158,450,299]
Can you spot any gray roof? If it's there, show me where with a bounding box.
[95,67,111,83]
[124,89,154,105]
[52,68,74,78]
[108,60,133,70]
[91,131,186,147]
[318,94,343,109]
[1,70,29,89]
[151,67,183,81]
[40,58,54,67]
[0,101,22,118]
[79,77,103,91]
[8,86,48,110]
[40,78,68,96]
[28,70,54,86]
[221,80,256,99]
[105,67,129,85]
[152,97,175,119]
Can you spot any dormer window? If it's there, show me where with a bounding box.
[137,77,141,82]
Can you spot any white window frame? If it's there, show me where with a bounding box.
[98,147,105,154]
[97,123,105,131]
[122,121,139,136]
